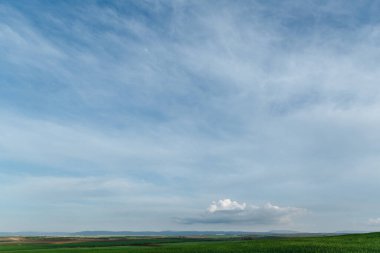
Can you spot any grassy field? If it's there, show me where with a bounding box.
[1,233,380,252]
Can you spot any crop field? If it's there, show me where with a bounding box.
[1,233,380,253]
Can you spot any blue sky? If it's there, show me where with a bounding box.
[1,0,380,232]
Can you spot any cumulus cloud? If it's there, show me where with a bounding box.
[179,199,306,225]
[368,218,380,226]
[208,199,247,213]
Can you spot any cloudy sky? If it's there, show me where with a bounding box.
[1,0,380,233]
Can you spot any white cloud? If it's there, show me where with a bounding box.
[180,199,306,225]
[0,175,137,204]
[1,1,380,232]
[368,218,380,226]
[208,199,246,213]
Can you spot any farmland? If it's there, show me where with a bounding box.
[1,232,380,252]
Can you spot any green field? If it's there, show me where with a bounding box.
[1,233,380,253]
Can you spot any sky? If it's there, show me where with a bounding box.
[1,0,380,233]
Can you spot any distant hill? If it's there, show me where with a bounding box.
[71,231,262,236]
[0,230,369,237]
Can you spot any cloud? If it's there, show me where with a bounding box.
[208,199,246,213]
[1,0,380,232]
[368,218,380,226]
[1,176,132,201]
[179,199,306,225]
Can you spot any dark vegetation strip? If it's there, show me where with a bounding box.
[1,233,380,252]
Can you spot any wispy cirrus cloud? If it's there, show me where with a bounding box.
[1,0,380,232]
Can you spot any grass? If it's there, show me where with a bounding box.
[1,233,380,252]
